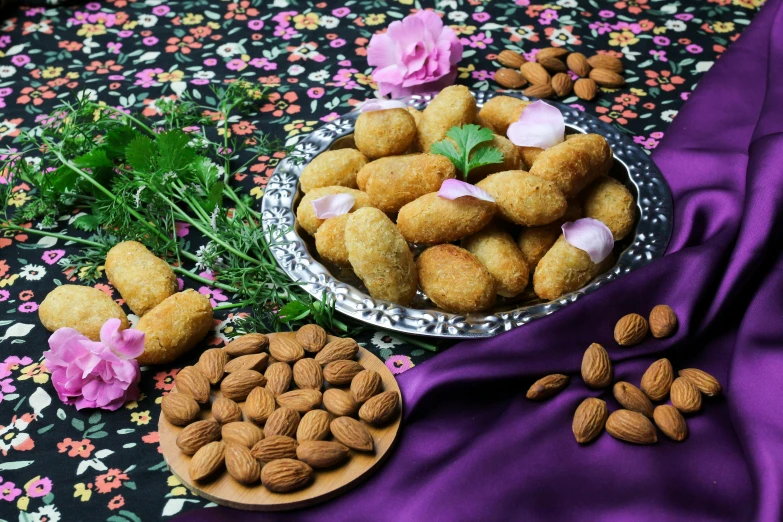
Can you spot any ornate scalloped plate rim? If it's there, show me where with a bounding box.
[261,91,673,339]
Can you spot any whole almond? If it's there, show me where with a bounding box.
[276,389,323,413]
[523,83,555,99]
[225,443,260,484]
[537,55,567,74]
[670,377,702,413]
[296,324,327,353]
[581,343,612,388]
[244,386,276,424]
[161,393,200,426]
[574,78,598,101]
[495,68,527,89]
[189,441,226,482]
[315,338,359,366]
[175,366,211,404]
[551,73,573,97]
[614,313,648,346]
[296,441,350,469]
[224,333,268,356]
[176,419,221,455]
[350,370,383,403]
[587,54,624,73]
[572,398,608,444]
[222,421,264,448]
[323,388,360,417]
[269,336,305,363]
[649,304,678,338]
[265,361,293,396]
[520,61,551,85]
[224,353,269,374]
[678,368,722,397]
[323,360,364,386]
[330,416,374,452]
[526,374,569,400]
[497,49,526,69]
[589,68,625,88]
[198,348,228,385]
[566,52,591,77]
[264,407,300,438]
[293,358,324,390]
[220,369,266,402]
[537,47,569,61]
[211,397,243,424]
[653,405,688,441]
[606,409,657,444]
[297,410,332,442]
[359,391,399,426]
[261,459,313,493]
[613,381,654,418]
[640,358,674,401]
[250,435,298,462]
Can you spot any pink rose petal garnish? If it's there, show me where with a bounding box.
[438,179,495,202]
[506,100,565,149]
[360,99,409,113]
[561,218,614,263]
[42,319,143,411]
[311,193,355,219]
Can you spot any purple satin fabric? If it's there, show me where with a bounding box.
[183,1,783,519]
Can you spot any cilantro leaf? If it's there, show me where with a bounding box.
[125,135,157,172]
[157,129,196,174]
[73,149,113,170]
[431,124,504,180]
[468,145,505,173]
[105,126,141,160]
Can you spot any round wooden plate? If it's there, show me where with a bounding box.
[158,334,402,511]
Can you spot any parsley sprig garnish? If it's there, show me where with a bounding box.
[430,124,504,180]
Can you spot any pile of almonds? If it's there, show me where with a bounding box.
[494,47,626,101]
[161,325,400,493]
[527,305,723,445]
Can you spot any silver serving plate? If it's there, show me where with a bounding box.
[261,91,673,338]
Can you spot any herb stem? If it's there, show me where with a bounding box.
[101,106,156,135]
[171,267,238,294]
[0,225,103,248]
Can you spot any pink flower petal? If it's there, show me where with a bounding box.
[562,218,614,263]
[99,318,145,359]
[311,193,355,219]
[368,10,463,97]
[359,99,408,113]
[438,179,495,202]
[506,100,565,149]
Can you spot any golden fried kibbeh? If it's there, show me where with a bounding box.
[529,133,613,198]
[364,153,456,213]
[516,199,583,271]
[39,285,129,341]
[476,170,567,226]
[396,192,496,244]
[354,108,417,159]
[344,208,418,306]
[476,95,529,135]
[105,241,177,316]
[299,148,368,193]
[582,176,636,240]
[533,236,613,300]
[417,244,496,313]
[462,224,529,298]
[417,85,477,153]
[314,214,351,267]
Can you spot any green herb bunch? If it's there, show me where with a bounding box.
[0,82,347,334]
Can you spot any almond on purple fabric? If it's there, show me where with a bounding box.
[613,381,654,418]
[606,409,657,444]
[640,358,674,401]
[526,374,569,400]
[581,343,612,388]
[572,398,608,444]
[653,405,687,441]
[670,377,702,413]
[678,368,722,397]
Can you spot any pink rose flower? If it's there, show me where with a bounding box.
[367,10,463,97]
[43,319,144,411]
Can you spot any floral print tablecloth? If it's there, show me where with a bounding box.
[0,0,765,520]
